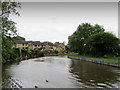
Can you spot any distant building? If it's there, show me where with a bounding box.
[29,41,42,49]
[15,41,41,50]
[42,41,54,51]
[54,42,65,52]
[42,41,65,51]
[15,41,29,49]
[15,41,66,52]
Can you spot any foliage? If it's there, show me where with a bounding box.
[42,50,58,55]
[2,35,15,61]
[2,17,17,36]
[85,32,120,57]
[1,1,21,62]
[68,23,105,54]
[12,36,25,42]
[1,1,21,17]
[65,45,70,53]
[54,50,58,55]
[21,49,44,58]
[68,53,120,63]
[1,1,21,36]
[0,39,1,62]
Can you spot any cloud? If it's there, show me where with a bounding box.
[11,2,118,43]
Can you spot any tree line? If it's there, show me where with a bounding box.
[68,23,120,57]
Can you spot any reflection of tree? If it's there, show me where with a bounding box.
[2,62,20,88]
[2,65,12,88]
[69,59,119,87]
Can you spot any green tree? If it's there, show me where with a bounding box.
[68,23,105,54]
[1,1,21,62]
[13,36,25,41]
[0,1,21,17]
[85,32,120,57]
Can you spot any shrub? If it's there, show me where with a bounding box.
[85,32,120,57]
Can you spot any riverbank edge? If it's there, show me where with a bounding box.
[67,55,120,68]
[3,53,66,64]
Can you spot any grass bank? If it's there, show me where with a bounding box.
[68,53,120,63]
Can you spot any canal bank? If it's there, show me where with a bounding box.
[67,55,120,68]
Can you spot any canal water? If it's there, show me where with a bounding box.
[2,56,120,88]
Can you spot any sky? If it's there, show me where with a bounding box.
[10,2,118,43]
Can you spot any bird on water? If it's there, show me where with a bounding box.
[46,80,48,82]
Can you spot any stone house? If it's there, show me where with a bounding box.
[54,42,65,52]
[41,41,65,52]
[29,41,41,49]
[15,41,41,50]
[15,41,29,49]
[15,41,66,51]
[42,41,54,51]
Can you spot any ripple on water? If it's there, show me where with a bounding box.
[2,56,120,88]
[34,60,45,62]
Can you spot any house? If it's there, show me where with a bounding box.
[15,40,66,51]
[41,41,66,52]
[15,41,29,49]
[29,41,41,49]
[54,42,65,52]
[15,41,42,50]
[42,41,54,51]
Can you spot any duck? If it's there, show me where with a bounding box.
[35,85,38,88]
[46,80,48,82]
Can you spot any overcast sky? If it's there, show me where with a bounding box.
[10,2,118,43]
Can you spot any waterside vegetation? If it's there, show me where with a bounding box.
[68,23,120,65]
[68,53,120,63]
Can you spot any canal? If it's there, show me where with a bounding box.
[2,56,120,88]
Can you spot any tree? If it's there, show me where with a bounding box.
[13,36,25,41]
[1,1,21,36]
[0,1,21,17]
[68,23,105,54]
[1,1,21,62]
[85,32,120,57]
[65,45,70,53]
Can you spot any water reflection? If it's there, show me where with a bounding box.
[69,59,120,88]
[2,56,120,88]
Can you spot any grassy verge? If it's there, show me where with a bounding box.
[68,53,120,63]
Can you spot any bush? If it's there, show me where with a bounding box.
[21,49,44,58]
[85,32,120,57]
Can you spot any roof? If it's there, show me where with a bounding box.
[31,41,41,45]
[42,41,54,46]
[17,41,41,45]
[16,41,65,46]
[54,42,60,45]
[17,41,28,44]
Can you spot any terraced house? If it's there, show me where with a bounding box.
[54,42,65,52]
[15,41,29,49]
[15,41,42,50]
[42,41,54,51]
[15,41,66,52]
[42,41,65,51]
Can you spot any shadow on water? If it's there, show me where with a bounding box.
[69,59,120,88]
[2,61,22,88]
